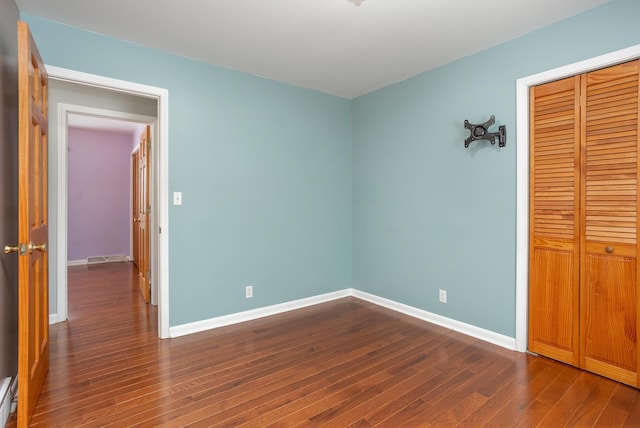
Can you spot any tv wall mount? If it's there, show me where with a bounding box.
[464,115,506,148]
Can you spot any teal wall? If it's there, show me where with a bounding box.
[22,14,353,327]
[352,0,640,337]
[22,0,640,337]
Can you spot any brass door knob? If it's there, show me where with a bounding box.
[4,245,19,254]
[4,243,26,255]
[28,242,46,253]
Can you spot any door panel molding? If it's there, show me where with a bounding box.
[48,66,170,339]
[516,44,640,352]
[17,20,49,426]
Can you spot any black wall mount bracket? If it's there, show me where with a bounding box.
[464,115,506,148]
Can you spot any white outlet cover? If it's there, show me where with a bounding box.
[173,192,182,206]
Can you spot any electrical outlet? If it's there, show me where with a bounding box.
[439,289,447,303]
[245,285,253,299]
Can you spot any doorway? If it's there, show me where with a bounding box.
[66,115,152,295]
[47,66,170,338]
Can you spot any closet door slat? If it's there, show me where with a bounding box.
[528,76,581,365]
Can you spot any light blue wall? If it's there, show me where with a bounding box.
[22,0,640,337]
[22,14,353,326]
[352,0,640,337]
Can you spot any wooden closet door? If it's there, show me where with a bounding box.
[528,76,581,366]
[580,60,640,387]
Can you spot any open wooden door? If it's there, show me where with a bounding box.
[137,126,151,303]
[16,21,49,427]
[132,150,140,269]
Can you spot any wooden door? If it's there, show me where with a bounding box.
[528,76,581,366]
[132,150,140,269]
[17,21,49,426]
[137,126,151,303]
[579,60,640,387]
[529,60,640,388]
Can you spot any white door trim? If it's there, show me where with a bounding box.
[515,44,640,352]
[47,66,170,339]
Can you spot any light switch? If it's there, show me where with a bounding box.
[173,192,182,206]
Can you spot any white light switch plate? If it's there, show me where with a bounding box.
[173,192,182,206]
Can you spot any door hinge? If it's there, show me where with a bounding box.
[146,270,151,278]
[147,205,151,214]
[147,139,151,151]
[159,227,162,234]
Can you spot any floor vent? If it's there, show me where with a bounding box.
[87,254,130,264]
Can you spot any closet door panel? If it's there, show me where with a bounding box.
[529,242,576,362]
[583,251,637,386]
[581,60,640,387]
[529,76,581,365]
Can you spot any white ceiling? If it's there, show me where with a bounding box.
[17,0,611,99]
[68,114,146,137]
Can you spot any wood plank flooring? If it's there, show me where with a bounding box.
[6,262,640,427]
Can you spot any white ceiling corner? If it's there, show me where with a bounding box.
[16,0,612,99]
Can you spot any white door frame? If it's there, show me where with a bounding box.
[47,66,170,339]
[514,44,640,352]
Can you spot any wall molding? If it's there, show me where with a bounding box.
[514,44,640,352]
[351,290,516,350]
[169,290,352,338]
[169,288,516,351]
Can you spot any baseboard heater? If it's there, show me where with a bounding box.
[0,377,17,427]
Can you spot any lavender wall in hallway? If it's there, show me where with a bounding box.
[68,128,133,261]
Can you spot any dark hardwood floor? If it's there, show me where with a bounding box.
[6,262,640,427]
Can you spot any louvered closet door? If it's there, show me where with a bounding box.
[580,60,640,387]
[528,76,581,366]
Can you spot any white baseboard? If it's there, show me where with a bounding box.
[351,289,516,350]
[0,377,15,427]
[170,289,352,338]
[169,288,516,351]
[67,255,131,266]
[49,313,65,325]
